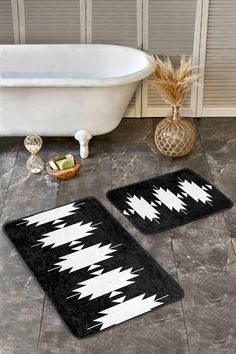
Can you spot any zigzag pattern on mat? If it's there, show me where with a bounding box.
[26,202,169,332]
[107,169,232,235]
[123,179,213,223]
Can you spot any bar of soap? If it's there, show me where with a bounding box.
[49,160,59,171]
[56,159,74,170]
[66,154,75,166]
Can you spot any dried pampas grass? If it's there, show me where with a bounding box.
[152,55,197,108]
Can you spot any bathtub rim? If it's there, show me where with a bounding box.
[0,44,154,87]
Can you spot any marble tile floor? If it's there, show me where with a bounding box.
[0,117,235,354]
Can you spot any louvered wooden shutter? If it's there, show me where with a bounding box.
[88,0,138,47]
[19,0,85,44]
[142,0,200,117]
[87,0,142,117]
[0,0,17,43]
[199,0,236,116]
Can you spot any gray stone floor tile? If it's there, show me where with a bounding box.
[196,118,236,239]
[112,119,156,155]
[58,155,112,210]
[37,298,81,354]
[170,213,234,273]
[196,117,236,154]
[180,268,236,354]
[111,153,160,187]
[204,153,236,239]
[159,153,212,181]
[1,117,236,354]
[0,137,21,215]
[232,238,236,254]
[89,132,112,156]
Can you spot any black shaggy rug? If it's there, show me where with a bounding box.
[107,169,233,235]
[3,198,183,339]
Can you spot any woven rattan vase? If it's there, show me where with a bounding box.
[155,107,196,157]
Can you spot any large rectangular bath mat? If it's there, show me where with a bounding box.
[3,198,183,339]
[107,169,233,235]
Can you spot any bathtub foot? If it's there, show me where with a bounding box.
[74,130,92,159]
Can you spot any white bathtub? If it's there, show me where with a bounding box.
[0,44,153,158]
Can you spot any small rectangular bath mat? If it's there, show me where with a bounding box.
[107,169,233,235]
[3,197,183,339]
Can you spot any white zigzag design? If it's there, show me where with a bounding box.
[88,293,168,330]
[71,267,142,300]
[153,187,187,213]
[125,195,160,221]
[53,243,118,273]
[38,221,98,248]
[178,180,212,204]
[22,203,80,226]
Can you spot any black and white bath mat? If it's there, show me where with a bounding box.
[3,198,183,339]
[107,169,233,235]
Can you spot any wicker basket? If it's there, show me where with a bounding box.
[46,159,80,180]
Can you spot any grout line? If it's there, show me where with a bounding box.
[169,231,192,354]
[195,120,236,256]
[36,295,46,354]
[0,138,22,220]
[194,119,213,182]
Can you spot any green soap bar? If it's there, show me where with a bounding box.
[61,159,74,170]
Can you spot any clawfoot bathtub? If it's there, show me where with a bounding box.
[0,44,153,158]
